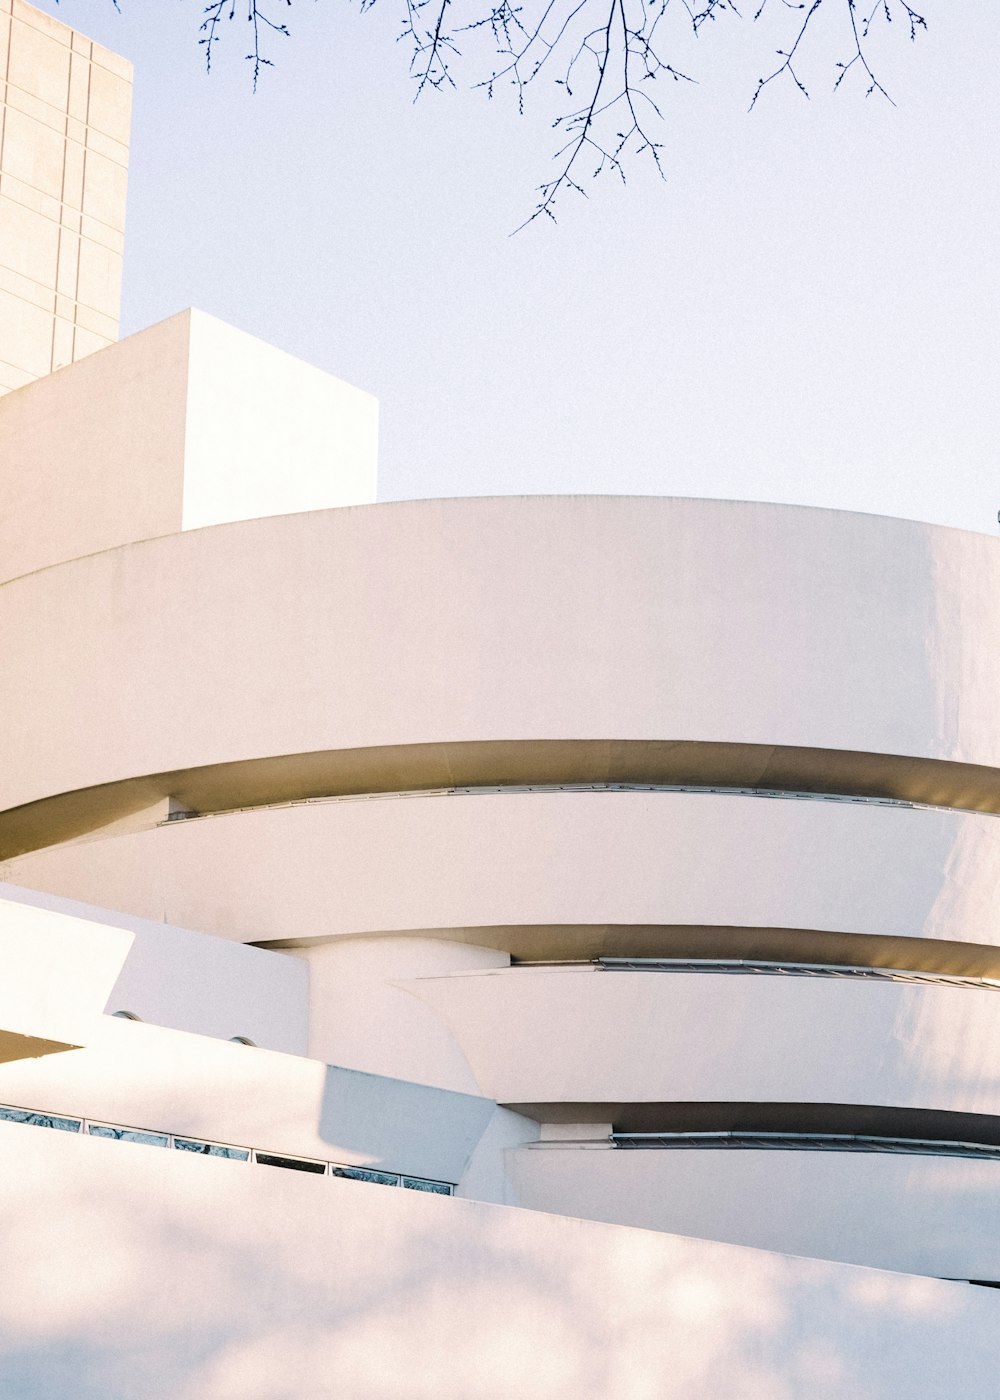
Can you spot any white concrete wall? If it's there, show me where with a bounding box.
[0,1120,998,1399]
[294,937,509,1092]
[0,0,130,394]
[181,309,377,529]
[0,312,188,580]
[509,1143,1000,1282]
[0,308,377,583]
[405,965,1000,1114]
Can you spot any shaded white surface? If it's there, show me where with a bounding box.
[0,891,132,1053]
[408,965,1000,1113]
[0,308,376,583]
[295,937,508,1091]
[510,1145,1000,1282]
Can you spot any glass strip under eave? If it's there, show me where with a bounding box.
[595,958,1000,989]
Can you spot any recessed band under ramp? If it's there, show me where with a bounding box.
[510,1102,1000,1151]
[610,1134,1000,1160]
[5,737,1000,858]
[265,930,1000,981]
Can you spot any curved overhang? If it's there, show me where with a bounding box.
[508,1101,1000,1143]
[5,738,1000,859]
[7,790,1000,953]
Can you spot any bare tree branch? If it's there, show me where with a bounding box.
[65,0,930,221]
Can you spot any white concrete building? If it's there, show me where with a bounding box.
[1,5,1000,1395]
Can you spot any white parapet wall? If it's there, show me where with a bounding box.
[0,306,378,582]
[509,1140,1000,1282]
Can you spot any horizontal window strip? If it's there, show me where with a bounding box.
[0,1104,452,1193]
[168,781,936,823]
[611,1131,1000,1161]
[593,958,1000,990]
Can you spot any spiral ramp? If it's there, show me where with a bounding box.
[4,490,1000,1302]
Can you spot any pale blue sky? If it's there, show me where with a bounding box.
[40,1,1000,529]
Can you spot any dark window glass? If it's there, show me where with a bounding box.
[255,1152,326,1174]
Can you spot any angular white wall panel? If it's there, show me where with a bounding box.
[0,308,377,583]
[509,1144,1000,1281]
[0,882,308,1054]
[181,309,378,530]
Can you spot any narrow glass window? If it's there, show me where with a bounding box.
[331,1165,399,1186]
[0,1106,81,1133]
[255,1152,326,1174]
[87,1124,169,1148]
[174,1138,250,1161]
[401,1177,452,1195]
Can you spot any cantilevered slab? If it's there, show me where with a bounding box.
[0,890,132,1060]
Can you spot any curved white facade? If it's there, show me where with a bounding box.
[2,16,1000,1388]
[5,488,1000,1282]
[4,495,1000,850]
[8,791,1000,958]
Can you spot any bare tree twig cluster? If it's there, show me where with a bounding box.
[63,0,929,223]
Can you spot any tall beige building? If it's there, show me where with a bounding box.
[0,0,130,394]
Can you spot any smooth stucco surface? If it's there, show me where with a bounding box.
[0,308,377,583]
[509,1143,1000,1281]
[407,964,1000,1113]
